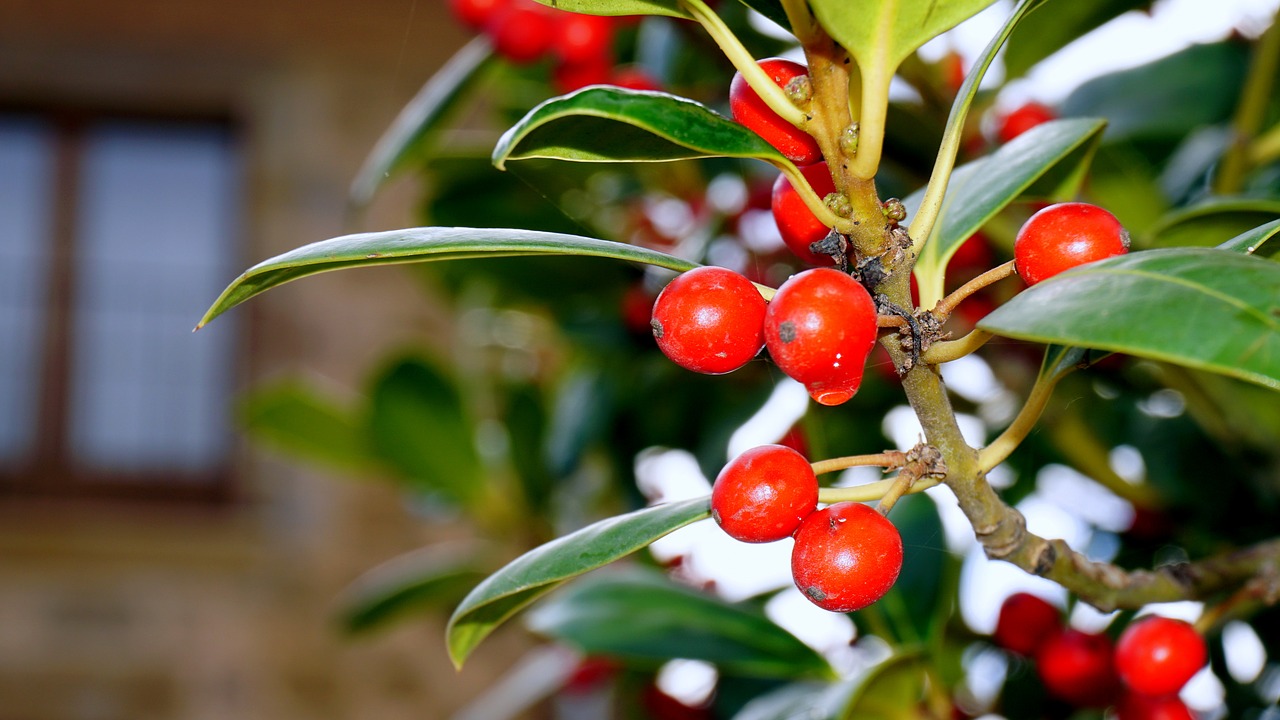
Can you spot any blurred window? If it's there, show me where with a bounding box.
[0,112,242,501]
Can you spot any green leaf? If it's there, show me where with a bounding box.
[1217,218,1280,257]
[842,652,927,719]
[908,118,1107,307]
[197,227,698,328]
[338,544,490,634]
[978,248,1280,391]
[526,569,833,679]
[1062,41,1248,142]
[809,0,997,73]
[732,681,852,720]
[529,0,691,18]
[446,498,711,667]
[1148,198,1280,250]
[349,36,493,207]
[367,356,482,503]
[492,86,787,169]
[237,380,370,472]
[1003,0,1151,80]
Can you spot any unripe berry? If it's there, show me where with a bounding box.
[1114,616,1207,697]
[992,592,1061,656]
[791,502,903,612]
[1014,202,1129,285]
[650,266,766,375]
[729,59,822,166]
[771,163,837,266]
[712,445,818,543]
[764,268,878,406]
[1035,629,1121,708]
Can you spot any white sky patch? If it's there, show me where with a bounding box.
[1068,603,1119,634]
[1182,665,1227,713]
[1135,600,1205,624]
[1017,492,1092,550]
[766,587,858,673]
[727,379,810,459]
[1223,620,1267,684]
[635,447,712,504]
[1109,444,1147,484]
[1036,464,1135,533]
[656,659,717,707]
[959,544,1067,635]
[940,354,1006,404]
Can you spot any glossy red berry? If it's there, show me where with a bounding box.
[712,445,818,543]
[650,266,766,375]
[998,102,1056,143]
[448,0,513,29]
[486,1,556,64]
[791,502,903,612]
[764,268,878,406]
[729,59,822,166]
[993,592,1062,656]
[771,163,837,266]
[1035,629,1122,708]
[554,12,614,65]
[553,57,613,94]
[1115,692,1195,720]
[1014,202,1130,285]
[1115,616,1207,697]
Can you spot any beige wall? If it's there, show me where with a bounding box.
[0,2,539,718]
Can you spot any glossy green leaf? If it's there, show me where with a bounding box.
[237,380,370,472]
[339,544,490,634]
[446,498,711,667]
[529,0,691,18]
[1003,0,1150,79]
[979,248,1280,391]
[349,36,493,207]
[526,569,833,679]
[872,494,947,643]
[1148,198,1280,250]
[809,0,997,72]
[1217,217,1280,257]
[492,86,788,169]
[1062,41,1248,142]
[367,356,481,503]
[732,681,852,720]
[197,227,698,328]
[908,118,1107,307]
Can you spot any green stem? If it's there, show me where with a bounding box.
[978,370,1061,472]
[778,0,818,43]
[933,260,1017,319]
[849,73,889,179]
[811,451,905,476]
[680,0,808,128]
[776,160,853,234]
[1216,7,1280,194]
[910,0,1042,253]
[919,329,993,365]
[1249,121,1280,166]
[818,477,940,505]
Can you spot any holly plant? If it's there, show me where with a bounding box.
[202,0,1280,717]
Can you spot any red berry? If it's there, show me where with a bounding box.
[712,445,818,543]
[448,0,513,29]
[998,102,1056,143]
[993,592,1061,656]
[554,12,614,65]
[729,59,822,166]
[1116,692,1195,720]
[486,1,556,64]
[1115,616,1207,697]
[610,66,661,92]
[764,268,878,406]
[553,57,613,94]
[650,266,766,375]
[1014,202,1129,285]
[1035,629,1122,707]
[791,502,903,612]
[771,164,838,266]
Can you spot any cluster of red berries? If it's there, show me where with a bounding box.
[447,0,657,93]
[710,444,904,613]
[993,593,1208,718]
[649,265,879,405]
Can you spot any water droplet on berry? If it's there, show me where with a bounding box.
[811,387,854,406]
